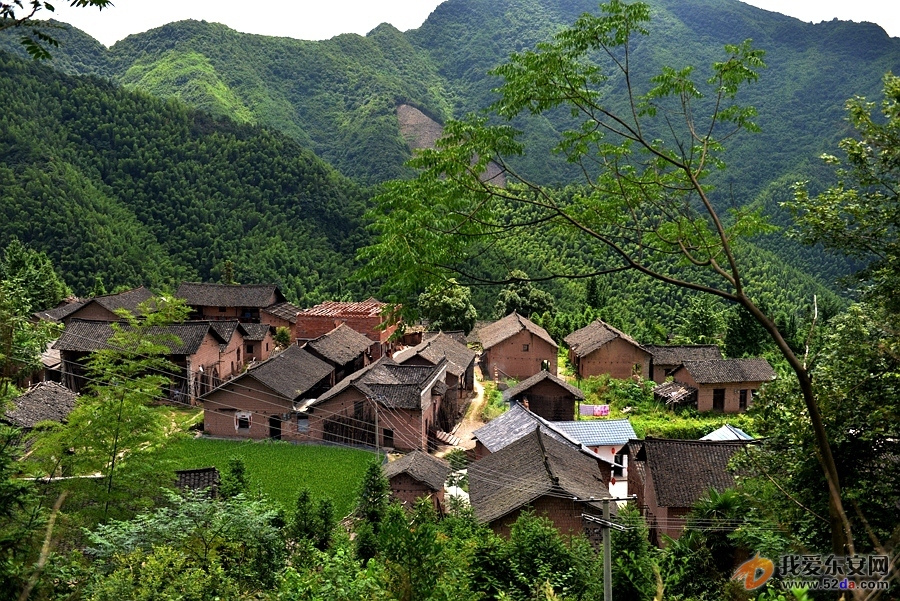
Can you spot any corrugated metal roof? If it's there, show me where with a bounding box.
[549,419,637,446]
[700,424,754,441]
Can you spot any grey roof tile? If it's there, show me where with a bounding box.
[679,358,776,384]
[502,371,584,402]
[175,467,220,493]
[383,451,451,491]
[305,323,373,365]
[549,419,636,446]
[243,345,333,400]
[643,345,723,365]
[473,402,580,453]
[262,301,302,324]
[176,282,283,308]
[239,323,272,342]
[311,358,446,410]
[3,381,77,429]
[478,313,557,350]
[394,332,475,377]
[54,320,216,355]
[564,320,648,358]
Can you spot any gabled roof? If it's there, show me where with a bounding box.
[176,282,284,308]
[34,299,86,322]
[469,428,612,524]
[175,467,220,493]
[473,402,586,454]
[3,381,77,429]
[549,419,637,447]
[237,345,333,400]
[700,424,754,441]
[677,358,776,384]
[383,451,451,491]
[394,332,476,377]
[479,313,557,350]
[304,323,373,366]
[634,438,749,507]
[300,297,387,318]
[239,323,272,342]
[310,358,446,411]
[502,371,584,402]
[209,320,241,351]
[34,287,153,322]
[54,320,221,355]
[564,320,647,358]
[643,345,723,365]
[262,301,302,324]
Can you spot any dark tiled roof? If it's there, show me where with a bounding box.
[636,438,749,507]
[564,320,647,358]
[502,371,584,402]
[473,402,580,453]
[300,297,387,318]
[479,313,557,350]
[643,345,723,365]
[394,332,476,377]
[305,323,373,366]
[383,451,451,491]
[3,382,77,429]
[176,282,283,308]
[239,323,272,342]
[679,358,776,384]
[466,320,495,345]
[175,467,220,493]
[311,358,446,410]
[54,320,216,355]
[243,345,333,400]
[33,299,86,322]
[209,320,241,351]
[91,286,154,314]
[469,428,612,524]
[549,419,636,447]
[262,301,302,323]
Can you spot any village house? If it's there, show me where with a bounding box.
[623,438,751,545]
[33,286,154,325]
[549,418,637,496]
[565,319,651,380]
[54,319,246,403]
[295,298,399,359]
[642,344,723,383]
[260,300,303,341]
[176,282,286,322]
[394,332,476,425]
[3,381,77,433]
[304,357,447,452]
[478,313,558,381]
[301,323,373,387]
[502,370,583,421]
[238,323,276,363]
[469,428,614,542]
[201,345,333,440]
[382,451,451,513]
[657,358,776,413]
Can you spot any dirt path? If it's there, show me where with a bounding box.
[436,368,487,455]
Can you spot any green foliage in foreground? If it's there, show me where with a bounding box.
[161,437,376,517]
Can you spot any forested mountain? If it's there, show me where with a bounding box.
[0,52,368,302]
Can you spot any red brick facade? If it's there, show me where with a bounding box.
[387,472,445,513]
[483,330,557,381]
[570,337,651,380]
[671,369,763,413]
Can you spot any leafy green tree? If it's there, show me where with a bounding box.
[274,327,292,349]
[0,0,111,60]
[218,457,248,499]
[674,296,725,346]
[361,0,851,553]
[418,278,478,334]
[289,488,335,551]
[0,425,39,599]
[494,270,555,319]
[0,238,70,312]
[789,73,900,322]
[610,504,658,601]
[30,296,190,521]
[0,280,59,399]
[354,462,390,561]
[724,304,769,357]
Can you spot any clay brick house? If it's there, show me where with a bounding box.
[302,323,373,387]
[565,320,651,380]
[394,332,476,424]
[502,371,583,421]
[478,313,558,381]
[176,282,285,322]
[469,428,614,542]
[201,345,333,440]
[239,323,275,363]
[295,298,399,359]
[383,451,451,513]
[33,287,154,325]
[3,381,77,433]
[549,418,637,496]
[260,301,303,341]
[54,320,243,403]
[643,345,723,383]
[624,438,750,545]
[304,358,447,452]
[661,358,776,413]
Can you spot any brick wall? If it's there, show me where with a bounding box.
[66,304,119,323]
[488,495,595,541]
[510,378,576,421]
[573,338,651,380]
[484,330,557,380]
[202,377,292,440]
[388,473,444,513]
[696,382,763,413]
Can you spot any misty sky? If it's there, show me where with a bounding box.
[44,0,899,47]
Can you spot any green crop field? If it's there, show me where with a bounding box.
[162,437,378,517]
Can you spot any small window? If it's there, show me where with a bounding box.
[522,343,530,352]
[739,389,748,410]
[218,306,227,313]
[266,342,269,352]
[383,429,394,448]
[235,412,251,430]
[713,388,725,411]
[246,344,255,355]
[296,416,309,433]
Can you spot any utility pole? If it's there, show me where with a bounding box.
[582,495,636,601]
